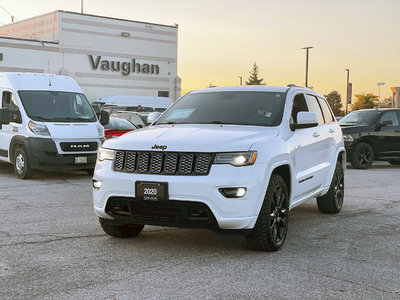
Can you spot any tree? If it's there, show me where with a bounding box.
[380,96,393,108]
[324,91,344,116]
[245,62,265,85]
[351,93,378,111]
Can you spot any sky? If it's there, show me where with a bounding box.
[0,0,399,104]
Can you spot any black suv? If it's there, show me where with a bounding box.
[339,109,400,169]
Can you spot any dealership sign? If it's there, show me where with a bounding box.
[88,55,160,76]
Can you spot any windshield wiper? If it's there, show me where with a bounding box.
[29,115,56,121]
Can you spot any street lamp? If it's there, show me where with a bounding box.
[345,69,350,114]
[377,82,385,109]
[302,46,313,87]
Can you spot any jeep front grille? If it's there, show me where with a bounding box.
[113,151,213,176]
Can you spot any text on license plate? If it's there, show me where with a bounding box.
[75,156,87,164]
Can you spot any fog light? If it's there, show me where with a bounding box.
[219,187,247,198]
[92,179,103,190]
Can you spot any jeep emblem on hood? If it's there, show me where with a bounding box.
[152,144,167,150]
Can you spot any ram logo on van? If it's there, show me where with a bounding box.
[88,55,160,76]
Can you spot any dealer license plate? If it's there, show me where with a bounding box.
[135,181,168,201]
[75,156,87,164]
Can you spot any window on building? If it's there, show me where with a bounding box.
[158,91,169,97]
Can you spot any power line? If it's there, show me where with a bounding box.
[0,3,17,21]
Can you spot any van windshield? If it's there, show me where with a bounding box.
[18,91,97,122]
[156,91,286,127]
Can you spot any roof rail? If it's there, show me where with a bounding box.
[287,84,306,88]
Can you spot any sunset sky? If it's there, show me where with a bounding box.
[1,0,399,103]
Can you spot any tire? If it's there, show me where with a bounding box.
[99,217,144,238]
[246,174,289,252]
[389,159,400,166]
[350,142,374,169]
[317,162,344,214]
[13,147,33,179]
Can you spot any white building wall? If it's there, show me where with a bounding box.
[0,11,180,102]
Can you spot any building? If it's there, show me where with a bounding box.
[391,87,400,108]
[0,11,180,101]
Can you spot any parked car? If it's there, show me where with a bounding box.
[0,72,108,179]
[339,109,400,169]
[103,117,137,139]
[93,85,345,251]
[111,111,146,128]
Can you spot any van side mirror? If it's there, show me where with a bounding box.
[291,112,318,130]
[99,111,110,126]
[147,112,161,124]
[0,108,11,124]
[91,104,101,114]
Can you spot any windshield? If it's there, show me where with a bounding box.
[156,91,286,126]
[339,110,380,125]
[18,91,97,122]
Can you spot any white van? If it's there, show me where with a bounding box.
[0,73,108,179]
[92,95,173,113]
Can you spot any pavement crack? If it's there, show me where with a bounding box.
[0,233,105,247]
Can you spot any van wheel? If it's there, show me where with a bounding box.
[317,162,344,214]
[13,148,33,179]
[350,142,374,169]
[99,218,144,238]
[246,174,289,251]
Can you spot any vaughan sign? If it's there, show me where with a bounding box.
[88,55,160,76]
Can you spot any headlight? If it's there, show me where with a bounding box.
[28,121,50,136]
[97,125,104,138]
[214,151,257,166]
[98,147,115,161]
[343,134,354,142]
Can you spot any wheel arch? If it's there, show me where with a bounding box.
[9,135,28,164]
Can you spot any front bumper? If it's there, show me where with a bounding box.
[93,160,269,231]
[26,137,98,170]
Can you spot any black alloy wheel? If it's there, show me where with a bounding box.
[351,143,374,169]
[317,162,344,214]
[246,174,289,251]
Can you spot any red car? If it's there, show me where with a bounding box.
[103,117,137,139]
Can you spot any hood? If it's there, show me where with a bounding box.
[340,124,375,134]
[44,122,100,139]
[103,124,279,152]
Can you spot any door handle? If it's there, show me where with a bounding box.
[313,132,320,138]
[329,129,335,133]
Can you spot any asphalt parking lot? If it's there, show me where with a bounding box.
[0,162,399,300]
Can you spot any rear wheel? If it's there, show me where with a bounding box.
[350,142,374,169]
[317,162,344,214]
[13,147,33,179]
[246,174,289,252]
[99,218,144,238]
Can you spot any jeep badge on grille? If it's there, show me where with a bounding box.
[151,144,167,150]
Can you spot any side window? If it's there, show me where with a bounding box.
[317,97,335,123]
[380,111,399,127]
[291,94,309,123]
[2,91,19,110]
[305,95,324,125]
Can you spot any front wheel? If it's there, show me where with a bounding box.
[317,162,344,214]
[350,142,374,169]
[246,174,289,252]
[13,147,33,179]
[99,218,144,238]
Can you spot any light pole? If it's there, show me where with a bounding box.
[302,46,313,87]
[377,82,385,108]
[238,76,242,86]
[345,69,350,114]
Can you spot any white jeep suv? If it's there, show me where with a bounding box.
[93,85,345,251]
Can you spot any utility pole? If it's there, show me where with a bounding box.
[345,69,350,114]
[377,82,385,109]
[302,46,313,87]
[81,0,84,14]
[238,76,242,86]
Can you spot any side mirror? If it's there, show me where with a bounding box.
[91,104,101,114]
[291,112,318,130]
[147,112,161,124]
[99,110,110,126]
[0,108,11,124]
